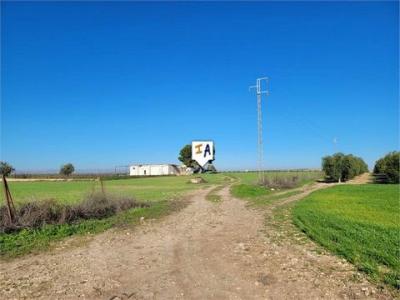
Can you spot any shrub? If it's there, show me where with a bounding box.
[322,153,368,182]
[74,192,147,219]
[373,151,400,184]
[0,192,149,233]
[260,176,300,189]
[17,199,67,228]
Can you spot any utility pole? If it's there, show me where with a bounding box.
[249,77,269,183]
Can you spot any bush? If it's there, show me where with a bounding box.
[74,192,147,219]
[260,176,300,189]
[0,192,149,233]
[373,151,399,184]
[322,153,368,182]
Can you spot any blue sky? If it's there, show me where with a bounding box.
[1,1,398,172]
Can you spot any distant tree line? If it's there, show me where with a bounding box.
[373,151,399,183]
[1,162,77,177]
[322,153,368,182]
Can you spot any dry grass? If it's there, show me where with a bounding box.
[260,175,300,189]
[0,192,148,233]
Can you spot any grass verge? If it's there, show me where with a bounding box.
[293,184,400,289]
[231,183,303,207]
[231,184,271,198]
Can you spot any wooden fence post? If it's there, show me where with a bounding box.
[2,175,16,224]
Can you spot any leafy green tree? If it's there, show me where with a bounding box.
[373,152,399,183]
[323,153,345,182]
[322,153,368,182]
[322,155,336,181]
[0,161,15,177]
[178,144,197,168]
[373,158,385,174]
[384,152,399,183]
[60,163,75,176]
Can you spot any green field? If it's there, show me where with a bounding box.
[2,174,229,205]
[293,184,400,289]
[2,171,320,206]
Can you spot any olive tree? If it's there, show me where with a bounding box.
[322,153,368,182]
[0,161,15,177]
[373,151,399,183]
[60,163,75,176]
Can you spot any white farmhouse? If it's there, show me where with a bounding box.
[129,164,180,176]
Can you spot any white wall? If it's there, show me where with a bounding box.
[129,165,178,176]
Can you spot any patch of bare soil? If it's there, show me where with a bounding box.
[0,181,395,299]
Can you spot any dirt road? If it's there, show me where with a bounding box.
[0,181,394,299]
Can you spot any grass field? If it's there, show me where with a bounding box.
[2,174,229,205]
[293,184,400,289]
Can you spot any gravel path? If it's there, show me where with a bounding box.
[0,180,394,299]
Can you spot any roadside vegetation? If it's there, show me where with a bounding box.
[293,184,400,289]
[0,192,147,233]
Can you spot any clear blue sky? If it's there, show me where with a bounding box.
[1,1,398,172]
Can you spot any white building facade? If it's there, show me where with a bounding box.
[129,164,180,176]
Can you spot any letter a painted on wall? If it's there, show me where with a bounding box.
[192,141,214,167]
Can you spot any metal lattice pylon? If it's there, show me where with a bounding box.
[250,77,269,183]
